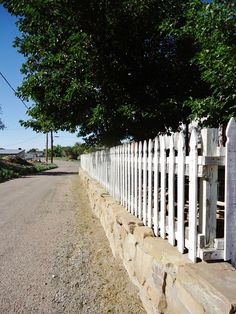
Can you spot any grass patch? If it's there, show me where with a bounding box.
[0,158,57,183]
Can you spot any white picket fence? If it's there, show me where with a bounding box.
[81,118,236,266]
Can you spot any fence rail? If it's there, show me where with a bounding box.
[81,118,236,267]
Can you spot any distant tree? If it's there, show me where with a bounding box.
[27,148,39,153]
[47,145,63,158]
[0,0,207,145]
[0,106,5,130]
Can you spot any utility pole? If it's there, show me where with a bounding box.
[45,133,48,163]
[50,130,54,164]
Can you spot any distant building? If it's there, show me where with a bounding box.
[0,148,25,158]
[25,151,44,161]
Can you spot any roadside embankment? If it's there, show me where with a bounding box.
[80,168,236,314]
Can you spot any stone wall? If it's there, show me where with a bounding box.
[80,169,236,314]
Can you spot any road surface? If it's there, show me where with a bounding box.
[0,160,145,313]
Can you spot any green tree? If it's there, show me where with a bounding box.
[182,0,236,127]
[1,0,207,145]
[0,106,5,130]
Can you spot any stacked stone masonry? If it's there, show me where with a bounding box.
[80,169,236,314]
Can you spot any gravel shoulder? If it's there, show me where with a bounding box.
[0,161,145,313]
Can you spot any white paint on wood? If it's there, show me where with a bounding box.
[153,137,159,236]
[160,136,166,239]
[200,129,218,248]
[127,143,131,212]
[188,129,198,262]
[134,142,138,217]
[138,141,143,219]
[143,140,148,225]
[224,118,236,267]
[148,139,153,228]
[168,134,175,246]
[131,143,134,215]
[177,132,185,253]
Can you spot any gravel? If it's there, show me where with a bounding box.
[0,161,145,313]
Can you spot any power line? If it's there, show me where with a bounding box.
[0,71,29,109]
[2,134,44,147]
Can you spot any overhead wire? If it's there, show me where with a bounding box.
[0,71,29,109]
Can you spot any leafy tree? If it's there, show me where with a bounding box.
[1,0,207,145]
[182,0,236,127]
[47,145,63,158]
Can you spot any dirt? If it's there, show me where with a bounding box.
[0,161,145,313]
[49,174,145,314]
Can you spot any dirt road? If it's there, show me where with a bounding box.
[0,160,145,313]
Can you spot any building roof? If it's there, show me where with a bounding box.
[0,149,25,155]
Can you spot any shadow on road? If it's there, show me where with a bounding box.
[37,171,78,176]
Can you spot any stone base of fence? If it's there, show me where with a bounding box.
[79,169,236,314]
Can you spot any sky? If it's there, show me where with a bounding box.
[0,5,81,151]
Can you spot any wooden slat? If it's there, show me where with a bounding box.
[177,132,185,253]
[143,140,148,225]
[153,137,159,236]
[138,141,143,219]
[160,136,166,239]
[121,145,125,207]
[200,128,218,247]
[224,118,236,267]
[168,134,175,245]
[127,143,131,212]
[134,142,138,217]
[148,139,153,228]
[188,129,198,262]
[131,143,134,215]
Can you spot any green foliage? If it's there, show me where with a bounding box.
[1,0,206,145]
[0,159,57,182]
[0,106,5,130]
[3,0,235,141]
[182,0,236,126]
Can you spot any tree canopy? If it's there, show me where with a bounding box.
[1,0,235,145]
[182,0,236,127]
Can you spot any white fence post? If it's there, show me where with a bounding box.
[153,137,159,236]
[127,143,131,212]
[160,136,166,239]
[225,118,236,267]
[131,143,134,215]
[134,142,138,217]
[188,129,198,262]
[199,128,218,247]
[177,132,185,253]
[143,140,148,225]
[148,139,153,228]
[168,134,175,246]
[138,141,143,219]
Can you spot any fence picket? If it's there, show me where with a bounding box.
[138,141,143,219]
[127,143,131,212]
[188,129,198,262]
[153,137,159,236]
[131,143,134,215]
[177,132,185,253]
[143,140,148,225]
[121,145,125,207]
[134,142,138,217]
[225,118,236,267]
[160,136,166,239]
[168,134,175,246]
[148,139,153,228]
[200,128,218,248]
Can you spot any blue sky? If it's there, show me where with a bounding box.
[0,5,81,151]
